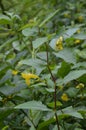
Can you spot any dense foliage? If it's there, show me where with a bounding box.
[0,0,86,130]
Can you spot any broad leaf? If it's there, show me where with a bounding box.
[22,27,38,36]
[37,118,55,130]
[63,70,86,84]
[49,38,57,50]
[54,48,76,64]
[19,58,46,74]
[12,41,25,51]
[0,82,26,95]
[47,101,62,108]
[74,33,86,40]
[72,62,86,69]
[58,61,71,78]
[53,125,64,130]
[58,106,83,119]
[39,9,60,27]
[63,28,79,39]
[32,37,47,49]
[15,101,52,111]
[76,49,86,59]
[0,70,12,85]
[0,14,11,24]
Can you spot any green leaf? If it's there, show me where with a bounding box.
[19,58,46,67]
[58,61,71,78]
[30,125,36,130]
[39,9,60,27]
[12,41,25,51]
[74,33,86,40]
[49,38,57,50]
[58,106,83,119]
[37,52,48,61]
[0,70,12,85]
[63,70,86,84]
[37,117,55,130]
[72,62,86,69]
[63,28,79,39]
[0,14,11,24]
[78,74,86,84]
[19,58,46,74]
[0,108,14,122]
[66,87,79,97]
[22,27,38,36]
[76,49,86,59]
[32,111,43,126]
[15,101,52,111]
[45,88,54,93]
[53,125,64,130]
[2,125,9,130]
[54,48,76,64]
[0,37,17,51]
[0,32,10,38]
[32,37,47,49]
[74,128,84,130]
[0,82,26,96]
[47,101,62,108]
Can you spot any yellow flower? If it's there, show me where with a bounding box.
[78,16,83,22]
[76,83,84,89]
[21,73,38,79]
[21,73,39,86]
[61,93,69,101]
[74,39,81,44]
[76,29,81,34]
[25,79,30,86]
[64,13,71,18]
[12,70,18,75]
[56,36,63,51]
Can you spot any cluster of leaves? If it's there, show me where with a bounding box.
[0,0,86,130]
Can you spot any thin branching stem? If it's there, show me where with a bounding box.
[45,43,60,130]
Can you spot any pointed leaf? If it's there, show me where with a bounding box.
[63,70,86,84]
[22,27,37,36]
[39,9,60,27]
[63,28,79,39]
[54,48,76,64]
[0,14,11,24]
[58,106,83,119]
[15,101,52,111]
[32,37,47,49]
[74,33,86,40]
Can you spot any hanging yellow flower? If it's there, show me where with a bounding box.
[76,83,84,89]
[12,70,18,75]
[61,93,69,101]
[55,36,63,51]
[21,73,39,86]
